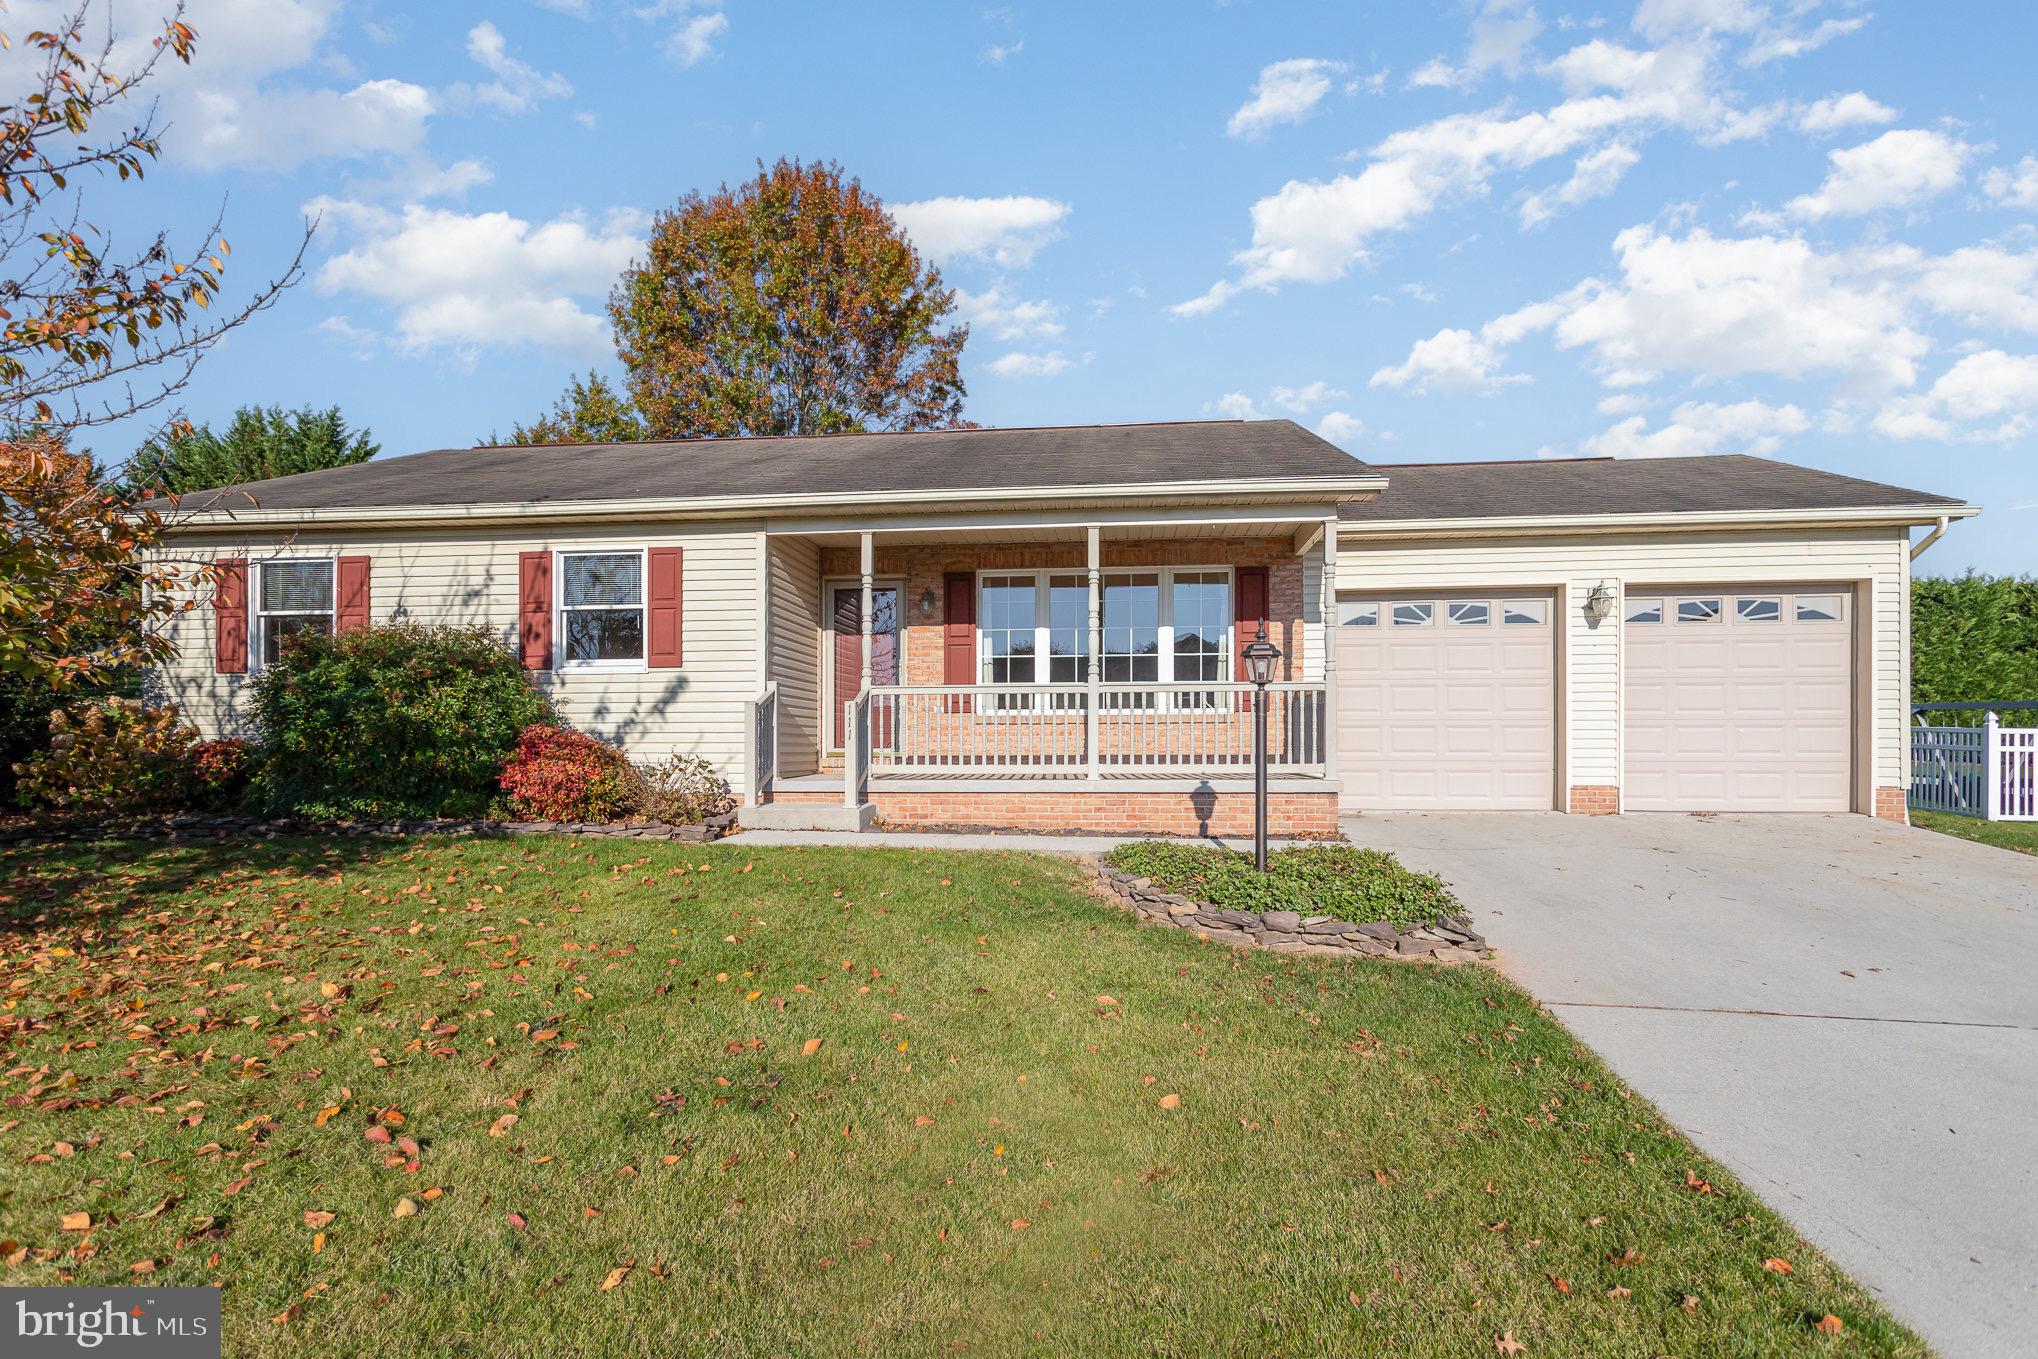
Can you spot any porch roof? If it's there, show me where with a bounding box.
[170,419,1379,525]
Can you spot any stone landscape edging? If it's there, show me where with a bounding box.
[1091,860,1490,964]
[0,808,738,849]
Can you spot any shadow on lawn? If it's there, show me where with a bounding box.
[0,836,365,933]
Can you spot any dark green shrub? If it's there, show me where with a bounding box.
[1912,574,2038,711]
[13,698,197,815]
[1103,841,1460,931]
[497,724,640,823]
[247,624,552,820]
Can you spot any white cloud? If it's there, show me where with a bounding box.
[656,7,728,67]
[987,351,1071,378]
[891,195,1070,268]
[1796,92,1897,135]
[1205,392,1262,420]
[310,200,645,357]
[1875,350,2038,441]
[1744,15,1869,66]
[980,41,1023,65]
[1596,392,1653,415]
[1519,141,1640,227]
[1227,58,1346,140]
[954,287,1063,340]
[1270,380,1347,413]
[534,0,592,14]
[1405,58,1466,91]
[1370,327,1525,393]
[1902,243,2038,334]
[1582,399,1810,457]
[1467,0,1545,76]
[449,20,573,114]
[185,77,435,170]
[1631,0,1765,41]
[1984,156,2038,211]
[1317,411,1365,447]
[1783,129,1975,220]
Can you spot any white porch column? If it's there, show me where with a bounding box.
[1321,516,1339,779]
[858,531,874,693]
[1085,524,1102,782]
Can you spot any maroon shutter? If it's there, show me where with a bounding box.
[647,547,683,667]
[215,558,248,675]
[518,551,552,671]
[1234,566,1269,702]
[943,572,975,713]
[336,555,372,633]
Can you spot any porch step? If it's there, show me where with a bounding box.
[738,800,876,832]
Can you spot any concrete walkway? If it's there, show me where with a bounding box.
[1345,811,2038,1359]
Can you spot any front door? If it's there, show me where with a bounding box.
[832,586,899,749]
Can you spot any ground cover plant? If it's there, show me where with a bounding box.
[1910,808,2038,856]
[1106,840,1462,931]
[0,836,1920,1358]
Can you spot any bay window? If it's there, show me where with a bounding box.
[978,567,1232,697]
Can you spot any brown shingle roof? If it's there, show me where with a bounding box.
[175,419,1374,513]
[1339,455,1963,523]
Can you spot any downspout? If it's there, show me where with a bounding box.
[1910,515,1951,562]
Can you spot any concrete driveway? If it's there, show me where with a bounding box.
[1347,812,2038,1359]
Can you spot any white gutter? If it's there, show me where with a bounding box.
[1909,514,1954,562]
[1339,502,1980,542]
[165,472,1390,532]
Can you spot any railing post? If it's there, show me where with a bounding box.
[843,699,858,810]
[1085,524,1102,782]
[742,696,759,808]
[1985,711,2003,821]
[1320,516,1339,775]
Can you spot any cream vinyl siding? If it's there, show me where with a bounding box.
[1335,524,1913,808]
[765,535,824,777]
[151,522,765,781]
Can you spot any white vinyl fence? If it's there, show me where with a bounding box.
[1910,706,2038,821]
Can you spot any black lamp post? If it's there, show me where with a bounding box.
[1241,625,1282,872]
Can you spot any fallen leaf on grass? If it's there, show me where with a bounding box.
[60,1212,92,1232]
[1683,1169,1713,1194]
[392,1197,418,1219]
[600,1262,633,1292]
[1009,1219,1030,1231]
[1813,1315,1845,1335]
[1547,1275,1571,1294]
[363,1126,392,1145]
[1157,1093,1181,1110]
[222,1177,251,1196]
[1494,1332,1526,1356]
[1680,1295,1700,1314]
[1607,1286,1631,1300]
[914,1116,936,1128]
[302,1211,335,1229]
[489,1114,519,1137]
[801,1038,824,1056]
[129,1258,163,1275]
[1762,1258,1793,1275]
[506,1212,527,1231]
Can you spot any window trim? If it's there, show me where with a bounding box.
[973,564,1236,692]
[554,547,649,671]
[250,555,337,672]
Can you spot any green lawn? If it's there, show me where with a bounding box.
[1,835,1921,1358]
[1911,808,2038,855]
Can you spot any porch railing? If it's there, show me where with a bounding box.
[743,681,778,805]
[842,691,873,808]
[862,682,1328,776]
[1911,706,2038,821]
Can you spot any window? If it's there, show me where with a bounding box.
[1503,599,1547,625]
[1624,598,1663,624]
[976,567,1229,693]
[1796,594,1842,622]
[1340,602,1379,627]
[1676,597,1722,624]
[1392,601,1434,626]
[560,551,645,664]
[1447,601,1491,626]
[1736,596,1780,622]
[256,559,334,667]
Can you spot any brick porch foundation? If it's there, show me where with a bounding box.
[1567,785,1620,815]
[1874,785,1909,824]
[767,789,1341,836]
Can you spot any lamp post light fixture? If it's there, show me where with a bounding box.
[1241,625,1282,872]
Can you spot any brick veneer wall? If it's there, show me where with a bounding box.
[815,538,1312,685]
[768,788,1341,836]
[1567,785,1619,815]
[1874,785,1909,824]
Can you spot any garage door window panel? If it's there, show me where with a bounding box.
[1392,602,1434,626]
[1796,595,1843,622]
[1736,596,1781,623]
[1625,598,1663,624]
[1447,601,1491,626]
[1676,598,1722,624]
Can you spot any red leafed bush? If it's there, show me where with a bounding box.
[191,738,254,810]
[496,725,639,823]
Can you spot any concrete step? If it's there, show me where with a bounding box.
[737,801,876,832]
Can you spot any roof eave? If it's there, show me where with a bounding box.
[1338,503,1980,541]
[163,473,1389,532]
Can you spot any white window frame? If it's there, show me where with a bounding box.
[974,565,1237,696]
[251,555,337,672]
[554,547,649,671]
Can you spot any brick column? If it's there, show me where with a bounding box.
[1874,786,1909,823]
[1568,785,1619,815]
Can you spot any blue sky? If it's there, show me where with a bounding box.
[33,0,2038,575]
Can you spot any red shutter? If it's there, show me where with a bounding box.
[1234,566,1269,699]
[336,555,372,633]
[215,558,248,675]
[647,547,683,667]
[518,551,552,671]
[943,572,975,713]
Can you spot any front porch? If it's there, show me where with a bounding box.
[740,507,1345,834]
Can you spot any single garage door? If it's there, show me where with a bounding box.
[1337,592,1556,810]
[1624,586,1853,812]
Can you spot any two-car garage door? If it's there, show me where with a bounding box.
[1335,583,1857,813]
